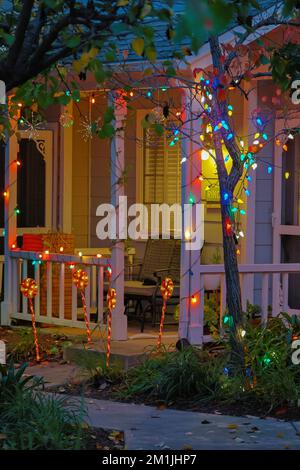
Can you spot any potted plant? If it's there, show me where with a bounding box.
[204,247,222,291]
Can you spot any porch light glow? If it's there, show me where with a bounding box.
[285,172,290,179]
[11,243,16,249]
[97,253,102,258]
[191,295,197,304]
[91,94,96,104]
[184,229,191,240]
[3,191,7,198]
[201,150,210,160]
[78,251,83,257]
[59,246,64,252]
[44,250,49,255]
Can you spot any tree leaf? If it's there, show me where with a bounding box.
[65,36,81,48]
[145,46,157,62]
[132,38,144,56]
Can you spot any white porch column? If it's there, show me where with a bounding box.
[179,89,203,345]
[110,92,127,340]
[1,124,18,325]
[243,82,258,305]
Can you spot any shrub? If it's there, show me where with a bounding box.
[0,361,43,408]
[0,362,87,450]
[121,313,300,413]
[121,347,226,403]
[0,391,87,450]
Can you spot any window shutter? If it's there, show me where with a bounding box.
[143,126,181,206]
[165,132,181,205]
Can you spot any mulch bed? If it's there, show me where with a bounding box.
[0,326,73,363]
[54,380,300,422]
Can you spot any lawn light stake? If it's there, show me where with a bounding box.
[106,288,116,368]
[73,268,91,343]
[157,277,174,349]
[20,278,40,362]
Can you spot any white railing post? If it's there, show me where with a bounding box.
[98,266,104,323]
[220,273,227,324]
[110,91,127,340]
[272,273,281,316]
[282,272,289,312]
[59,263,65,319]
[22,260,28,315]
[46,261,52,320]
[261,273,269,324]
[1,127,18,325]
[34,262,40,318]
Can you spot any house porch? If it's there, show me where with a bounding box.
[2,80,300,344]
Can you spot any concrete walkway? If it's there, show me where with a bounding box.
[82,397,300,450]
[27,362,300,450]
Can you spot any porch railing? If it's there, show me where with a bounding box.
[200,263,300,329]
[4,251,300,341]
[9,250,109,329]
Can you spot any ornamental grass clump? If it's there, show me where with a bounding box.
[0,362,87,450]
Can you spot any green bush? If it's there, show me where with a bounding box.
[0,361,43,407]
[120,347,226,403]
[0,391,87,450]
[121,313,300,412]
[0,362,87,450]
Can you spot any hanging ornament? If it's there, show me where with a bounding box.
[78,117,101,141]
[78,117,94,141]
[19,114,46,140]
[72,269,91,343]
[148,106,164,124]
[20,278,40,362]
[59,111,74,128]
[106,288,117,368]
[157,278,174,349]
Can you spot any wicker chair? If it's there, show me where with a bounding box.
[124,239,180,331]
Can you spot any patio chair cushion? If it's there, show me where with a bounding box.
[124,280,158,298]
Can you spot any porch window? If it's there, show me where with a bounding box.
[143,127,181,206]
[142,126,181,234]
[0,140,47,229]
